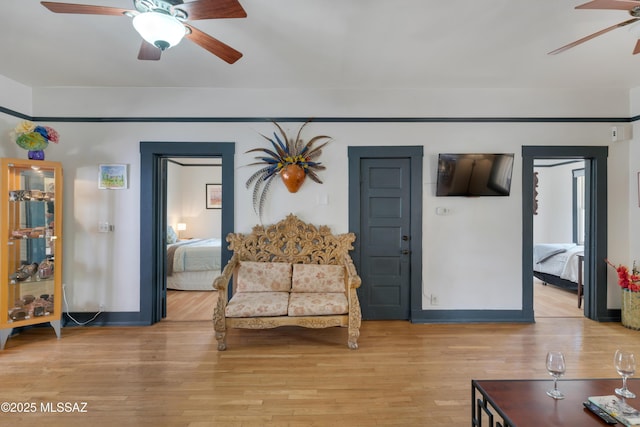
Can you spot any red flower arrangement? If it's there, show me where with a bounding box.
[606,259,640,292]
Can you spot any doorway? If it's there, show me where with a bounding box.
[139,142,235,325]
[164,157,222,321]
[522,146,612,322]
[532,159,586,318]
[348,146,423,321]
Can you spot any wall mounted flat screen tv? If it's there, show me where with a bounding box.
[436,153,514,197]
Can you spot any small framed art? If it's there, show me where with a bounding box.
[206,183,222,209]
[98,164,128,189]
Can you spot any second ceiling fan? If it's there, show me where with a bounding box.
[41,0,247,63]
[549,0,640,55]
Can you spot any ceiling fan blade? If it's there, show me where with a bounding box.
[138,41,162,61]
[184,24,242,64]
[180,0,247,20]
[575,0,640,11]
[634,39,640,54]
[548,17,639,54]
[41,2,130,16]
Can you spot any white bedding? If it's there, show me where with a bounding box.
[168,238,222,273]
[533,243,584,283]
[166,238,222,290]
[167,270,220,291]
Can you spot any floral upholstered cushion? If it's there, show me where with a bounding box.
[236,261,292,292]
[225,292,290,317]
[291,264,345,293]
[287,292,349,316]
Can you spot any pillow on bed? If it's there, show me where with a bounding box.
[536,249,566,264]
[534,244,574,263]
[167,226,178,244]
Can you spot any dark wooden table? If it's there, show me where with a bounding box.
[472,378,640,427]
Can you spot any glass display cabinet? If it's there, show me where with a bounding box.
[0,158,62,349]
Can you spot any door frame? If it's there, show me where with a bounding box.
[348,146,423,321]
[140,141,235,325]
[522,146,615,322]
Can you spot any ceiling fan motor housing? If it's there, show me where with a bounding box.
[134,0,188,20]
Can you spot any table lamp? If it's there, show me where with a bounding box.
[176,223,187,239]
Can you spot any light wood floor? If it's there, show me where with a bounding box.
[165,290,218,321]
[533,278,584,318]
[1,287,617,426]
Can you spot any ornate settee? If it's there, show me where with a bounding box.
[213,214,362,350]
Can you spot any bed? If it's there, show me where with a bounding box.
[533,243,584,306]
[166,238,222,291]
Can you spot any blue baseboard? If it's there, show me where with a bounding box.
[410,308,622,324]
[63,312,151,327]
[62,308,622,327]
[411,309,535,324]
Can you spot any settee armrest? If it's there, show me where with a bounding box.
[213,254,239,292]
[344,254,362,290]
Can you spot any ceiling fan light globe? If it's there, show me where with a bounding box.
[132,11,186,51]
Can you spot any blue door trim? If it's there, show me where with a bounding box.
[522,146,615,322]
[348,146,423,321]
[139,141,235,325]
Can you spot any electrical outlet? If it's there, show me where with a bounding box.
[430,295,439,306]
[99,303,105,311]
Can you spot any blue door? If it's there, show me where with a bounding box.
[359,158,412,319]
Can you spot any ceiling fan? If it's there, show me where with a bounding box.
[40,0,247,63]
[549,0,640,55]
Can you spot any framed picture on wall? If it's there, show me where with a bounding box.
[98,164,128,189]
[206,183,222,209]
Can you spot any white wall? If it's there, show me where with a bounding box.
[167,164,222,239]
[0,78,635,313]
[0,75,32,115]
[534,161,584,244]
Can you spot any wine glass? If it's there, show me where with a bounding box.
[546,351,566,399]
[614,349,636,398]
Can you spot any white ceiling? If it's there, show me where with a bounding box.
[3,0,640,90]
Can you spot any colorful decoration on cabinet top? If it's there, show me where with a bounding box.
[11,120,60,159]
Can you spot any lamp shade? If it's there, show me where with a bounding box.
[132,11,186,51]
[176,223,187,231]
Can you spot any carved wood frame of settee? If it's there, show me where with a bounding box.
[213,214,362,350]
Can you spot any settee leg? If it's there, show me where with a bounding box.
[348,328,360,350]
[213,311,227,351]
[215,330,227,351]
[348,293,361,349]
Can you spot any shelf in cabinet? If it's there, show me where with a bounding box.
[9,278,55,286]
[8,191,55,202]
[7,313,57,325]
[9,229,52,239]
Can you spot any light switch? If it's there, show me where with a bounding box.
[98,221,113,232]
[435,207,450,216]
